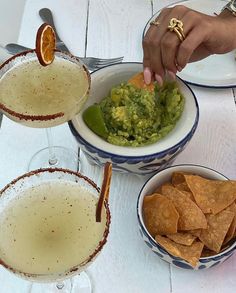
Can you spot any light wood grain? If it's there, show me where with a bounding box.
[87,0,152,61]
[152,0,181,12]
[18,0,89,56]
[0,0,26,45]
[0,0,236,292]
[0,266,32,293]
[88,171,171,293]
[171,253,236,293]
[174,86,236,179]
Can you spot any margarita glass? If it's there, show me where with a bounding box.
[0,50,90,171]
[0,168,110,292]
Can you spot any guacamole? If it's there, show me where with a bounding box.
[83,82,185,147]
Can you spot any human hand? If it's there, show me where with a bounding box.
[142,5,236,85]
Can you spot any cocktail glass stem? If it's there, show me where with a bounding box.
[31,279,72,292]
[30,270,92,292]
[46,128,58,166]
[56,282,65,290]
[28,129,80,171]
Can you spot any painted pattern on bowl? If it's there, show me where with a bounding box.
[69,63,199,176]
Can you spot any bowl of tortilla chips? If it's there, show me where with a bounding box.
[137,164,236,269]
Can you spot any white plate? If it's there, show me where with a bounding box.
[143,0,236,88]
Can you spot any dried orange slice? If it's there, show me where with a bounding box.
[35,23,56,66]
[128,72,155,92]
[96,162,112,222]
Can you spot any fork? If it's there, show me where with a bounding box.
[39,7,123,70]
[0,112,3,128]
[3,43,123,71]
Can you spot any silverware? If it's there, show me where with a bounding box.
[77,147,81,173]
[39,8,123,70]
[4,43,123,71]
[0,112,3,128]
[4,43,29,55]
[2,8,123,70]
[39,8,70,53]
[37,7,124,70]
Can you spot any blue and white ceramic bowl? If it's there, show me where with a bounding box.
[69,63,199,176]
[137,164,236,269]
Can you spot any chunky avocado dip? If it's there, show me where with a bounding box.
[83,81,185,147]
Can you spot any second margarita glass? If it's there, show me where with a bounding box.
[0,49,90,171]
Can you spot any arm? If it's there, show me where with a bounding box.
[142,3,236,85]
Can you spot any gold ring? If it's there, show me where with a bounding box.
[168,18,185,42]
[173,27,184,42]
[150,20,160,27]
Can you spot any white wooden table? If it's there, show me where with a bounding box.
[0,0,236,292]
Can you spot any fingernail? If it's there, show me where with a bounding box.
[177,65,183,72]
[155,74,163,86]
[166,70,176,81]
[143,67,152,85]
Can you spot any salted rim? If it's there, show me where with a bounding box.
[0,50,91,122]
[0,168,110,279]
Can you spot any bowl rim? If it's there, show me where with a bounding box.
[69,62,199,159]
[136,163,236,261]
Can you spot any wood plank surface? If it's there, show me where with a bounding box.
[0,0,26,45]
[86,0,152,61]
[18,0,89,56]
[0,0,235,292]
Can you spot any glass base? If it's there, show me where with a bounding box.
[28,146,80,172]
[71,272,92,293]
[30,272,92,293]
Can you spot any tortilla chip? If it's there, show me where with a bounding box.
[234,206,236,237]
[155,235,204,267]
[178,190,195,202]
[175,182,191,193]
[201,247,216,257]
[161,185,207,230]
[154,186,162,194]
[128,72,154,92]
[172,172,189,186]
[143,194,179,236]
[189,229,201,238]
[199,210,234,253]
[185,175,236,214]
[166,232,196,246]
[154,182,171,194]
[223,202,236,245]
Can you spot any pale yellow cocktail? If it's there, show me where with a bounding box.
[0,169,110,282]
[0,51,90,128]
